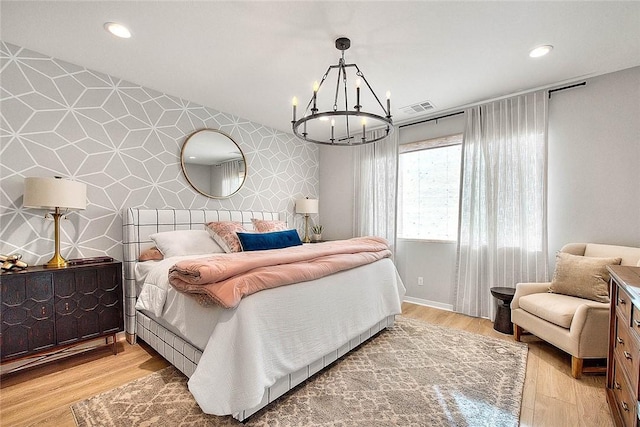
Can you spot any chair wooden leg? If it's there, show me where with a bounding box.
[571,356,583,379]
[513,324,523,342]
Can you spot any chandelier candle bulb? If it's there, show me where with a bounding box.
[292,97,297,122]
[386,91,391,116]
[331,119,335,142]
[312,81,319,113]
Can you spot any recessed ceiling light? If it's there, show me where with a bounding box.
[529,45,553,58]
[104,22,131,39]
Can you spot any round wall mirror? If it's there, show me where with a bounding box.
[180,129,247,199]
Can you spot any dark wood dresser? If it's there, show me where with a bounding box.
[608,265,640,427]
[0,261,123,364]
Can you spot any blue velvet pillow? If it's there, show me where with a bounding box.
[237,229,302,251]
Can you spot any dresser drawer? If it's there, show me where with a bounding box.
[612,355,638,427]
[615,313,640,395]
[631,304,640,342]
[618,286,634,326]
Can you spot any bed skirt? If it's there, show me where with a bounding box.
[135,310,395,421]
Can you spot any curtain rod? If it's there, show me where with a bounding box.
[398,80,588,129]
[548,82,587,98]
[398,111,464,129]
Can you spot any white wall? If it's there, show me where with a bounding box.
[395,240,457,309]
[319,66,640,309]
[318,147,355,240]
[548,66,640,267]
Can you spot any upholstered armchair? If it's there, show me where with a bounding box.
[511,243,640,378]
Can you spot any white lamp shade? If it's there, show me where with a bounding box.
[296,198,318,214]
[23,177,87,210]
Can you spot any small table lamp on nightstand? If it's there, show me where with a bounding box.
[296,197,318,243]
[23,176,87,268]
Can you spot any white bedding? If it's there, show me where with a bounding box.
[135,255,405,415]
[136,255,223,348]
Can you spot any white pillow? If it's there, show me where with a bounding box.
[150,230,224,258]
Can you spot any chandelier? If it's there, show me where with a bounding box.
[291,37,393,146]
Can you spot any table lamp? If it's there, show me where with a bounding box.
[23,176,87,268]
[295,197,318,243]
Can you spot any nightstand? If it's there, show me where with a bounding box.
[0,261,123,365]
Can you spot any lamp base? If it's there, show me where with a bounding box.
[45,253,68,268]
[303,214,311,243]
[43,209,68,268]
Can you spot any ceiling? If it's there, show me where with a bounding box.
[2,1,639,136]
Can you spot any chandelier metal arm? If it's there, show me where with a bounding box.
[353,64,390,118]
[304,66,333,114]
[341,62,351,140]
[333,62,342,112]
[306,62,388,118]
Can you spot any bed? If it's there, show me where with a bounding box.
[122,208,405,421]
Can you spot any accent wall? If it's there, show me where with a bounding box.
[0,42,319,265]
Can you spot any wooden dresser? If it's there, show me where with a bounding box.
[608,265,640,427]
[0,261,123,364]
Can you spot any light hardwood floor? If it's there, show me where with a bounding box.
[0,303,613,426]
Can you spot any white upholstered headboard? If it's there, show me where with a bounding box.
[121,208,282,342]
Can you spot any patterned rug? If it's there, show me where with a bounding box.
[72,317,527,426]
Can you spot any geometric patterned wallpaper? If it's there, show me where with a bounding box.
[0,42,319,266]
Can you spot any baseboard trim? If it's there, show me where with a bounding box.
[403,296,453,312]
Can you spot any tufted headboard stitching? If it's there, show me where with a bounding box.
[121,208,282,342]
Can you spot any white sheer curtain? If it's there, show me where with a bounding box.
[454,90,549,320]
[220,160,241,195]
[353,130,398,252]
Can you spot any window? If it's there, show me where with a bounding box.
[398,134,462,241]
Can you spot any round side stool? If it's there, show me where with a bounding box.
[490,287,516,334]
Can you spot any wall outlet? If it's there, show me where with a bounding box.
[417,276,424,286]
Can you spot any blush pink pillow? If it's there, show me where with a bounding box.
[205,221,246,253]
[251,218,288,233]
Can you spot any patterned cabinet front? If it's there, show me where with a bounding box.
[1,272,55,359]
[54,263,123,345]
[96,264,123,334]
[0,262,123,363]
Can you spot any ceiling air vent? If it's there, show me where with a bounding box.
[400,101,436,114]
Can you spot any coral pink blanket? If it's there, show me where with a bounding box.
[168,237,392,308]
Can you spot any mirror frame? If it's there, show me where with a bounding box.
[180,129,248,199]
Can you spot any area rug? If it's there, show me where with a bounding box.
[72,317,527,426]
